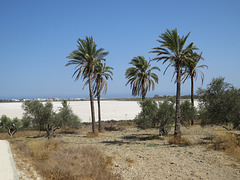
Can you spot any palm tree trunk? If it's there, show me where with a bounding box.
[174,65,181,137]
[97,92,102,132]
[88,75,96,133]
[191,75,194,125]
[142,90,146,101]
[142,79,146,101]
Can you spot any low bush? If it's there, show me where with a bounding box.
[211,132,240,160]
[180,100,197,126]
[135,98,174,136]
[135,98,158,129]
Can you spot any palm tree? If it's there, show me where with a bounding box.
[150,29,198,136]
[65,36,109,133]
[125,56,160,100]
[183,52,208,125]
[92,62,113,132]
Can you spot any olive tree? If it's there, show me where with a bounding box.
[23,100,80,139]
[0,115,21,141]
[198,77,240,129]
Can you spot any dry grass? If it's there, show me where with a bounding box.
[27,139,59,160]
[168,136,192,146]
[12,139,121,180]
[86,131,99,138]
[211,132,240,160]
[125,158,135,164]
[0,130,46,140]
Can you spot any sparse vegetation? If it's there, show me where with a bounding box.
[8,124,240,179]
[12,139,121,180]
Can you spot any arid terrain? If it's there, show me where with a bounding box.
[10,125,240,180]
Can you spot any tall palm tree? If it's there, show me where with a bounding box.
[125,56,160,101]
[92,62,113,132]
[65,36,109,133]
[183,52,208,125]
[150,29,198,136]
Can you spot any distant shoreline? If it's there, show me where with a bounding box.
[0,95,199,103]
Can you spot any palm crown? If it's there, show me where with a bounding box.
[150,29,198,76]
[92,62,113,96]
[65,36,109,81]
[125,56,160,100]
[183,52,208,84]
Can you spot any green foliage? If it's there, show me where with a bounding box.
[22,100,81,138]
[21,116,31,128]
[66,36,109,81]
[156,99,175,135]
[22,100,45,130]
[135,98,175,135]
[0,115,11,132]
[0,115,21,141]
[180,100,197,126]
[57,100,81,129]
[0,115,21,131]
[135,98,158,129]
[125,56,160,100]
[198,77,240,129]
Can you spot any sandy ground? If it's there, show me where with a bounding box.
[0,140,18,180]
[0,101,141,122]
[0,100,200,122]
[12,125,240,180]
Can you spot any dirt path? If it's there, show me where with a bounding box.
[0,140,19,180]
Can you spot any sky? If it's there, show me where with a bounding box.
[0,0,240,99]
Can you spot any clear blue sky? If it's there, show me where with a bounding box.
[1,0,240,99]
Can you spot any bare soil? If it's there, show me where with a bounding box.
[12,125,240,180]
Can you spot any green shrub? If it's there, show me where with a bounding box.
[22,100,81,138]
[21,116,31,129]
[0,115,21,141]
[135,98,174,135]
[155,99,174,135]
[180,100,197,126]
[135,98,158,129]
[198,77,240,129]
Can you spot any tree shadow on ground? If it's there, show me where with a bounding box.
[25,135,46,139]
[101,140,141,146]
[122,134,163,141]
